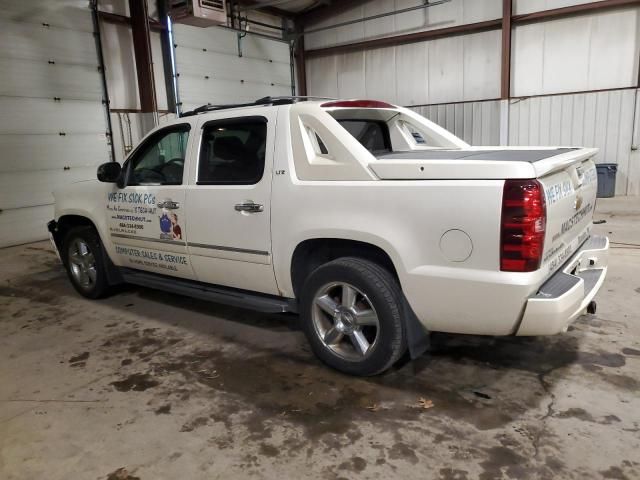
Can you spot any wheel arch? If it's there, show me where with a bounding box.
[289,237,401,299]
[50,214,99,250]
[51,214,123,286]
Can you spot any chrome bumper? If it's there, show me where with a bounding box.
[516,235,609,336]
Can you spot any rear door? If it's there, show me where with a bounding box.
[184,109,279,295]
[106,123,196,279]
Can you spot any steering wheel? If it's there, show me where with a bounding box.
[160,158,185,184]
[165,158,184,167]
[133,167,165,184]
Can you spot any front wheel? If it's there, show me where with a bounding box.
[300,257,406,376]
[61,226,110,299]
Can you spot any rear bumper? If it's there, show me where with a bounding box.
[516,235,608,335]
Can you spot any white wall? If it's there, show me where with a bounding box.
[305,0,502,49]
[413,100,502,145]
[0,0,110,246]
[514,0,610,15]
[509,89,636,196]
[99,9,294,154]
[100,19,169,111]
[305,0,640,194]
[511,7,640,96]
[306,29,501,105]
[172,24,293,111]
[110,112,176,162]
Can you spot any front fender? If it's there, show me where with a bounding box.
[53,180,117,258]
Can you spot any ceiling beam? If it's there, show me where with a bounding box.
[258,5,295,19]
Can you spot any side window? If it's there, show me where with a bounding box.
[338,119,391,154]
[402,122,426,144]
[197,117,267,185]
[127,126,190,186]
[305,126,330,155]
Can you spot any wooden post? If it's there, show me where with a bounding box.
[294,25,307,96]
[129,0,158,114]
[501,0,512,100]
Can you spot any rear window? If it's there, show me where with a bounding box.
[198,117,266,185]
[338,120,391,154]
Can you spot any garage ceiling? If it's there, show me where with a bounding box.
[236,0,326,14]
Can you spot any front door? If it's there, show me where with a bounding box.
[106,123,196,279]
[184,111,278,295]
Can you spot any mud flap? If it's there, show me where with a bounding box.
[402,297,430,359]
[100,239,124,286]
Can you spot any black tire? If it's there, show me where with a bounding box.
[300,257,407,376]
[61,226,110,299]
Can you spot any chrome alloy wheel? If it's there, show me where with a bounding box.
[311,282,380,361]
[67,238,97,290]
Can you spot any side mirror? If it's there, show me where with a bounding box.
[97,162,122,183]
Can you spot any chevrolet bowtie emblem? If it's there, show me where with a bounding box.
[574,194,583,211]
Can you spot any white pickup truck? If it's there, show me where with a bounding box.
[48,97,608,376]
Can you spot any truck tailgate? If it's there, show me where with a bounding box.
[538,153,598,277]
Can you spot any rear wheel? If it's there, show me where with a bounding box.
[300,257,406,376]
[62,227,110,299]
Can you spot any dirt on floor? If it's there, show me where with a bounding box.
[0,197,639,480]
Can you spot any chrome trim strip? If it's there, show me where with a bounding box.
[111,233,269,256]
[111,233,186,246]
[188,242,269,256]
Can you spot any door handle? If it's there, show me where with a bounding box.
[158,199,180,210]
[234,202,264,213]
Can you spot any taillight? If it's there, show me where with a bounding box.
[320,99,394,109]
[500,179,546,272]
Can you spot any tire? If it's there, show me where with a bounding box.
[299,257,407,376]
[61,226,110,299]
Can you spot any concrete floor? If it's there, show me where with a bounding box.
[1,198,639,480]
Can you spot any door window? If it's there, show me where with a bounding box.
[127,125,190,186]
[197,117,267,185]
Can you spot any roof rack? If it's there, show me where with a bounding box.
[180,96,336,117]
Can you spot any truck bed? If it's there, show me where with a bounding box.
[369,147,596,180]
[376,148,576,162]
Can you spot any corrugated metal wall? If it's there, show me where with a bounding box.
[412,100,501,146]
[173,25,292,112]
[511,7,639,97]
[305,0,640,195]
[307,29,501,106]
[0,0,110,247]
[304,0,502,50]
[413,90,638,196]
[509,89,636,196]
